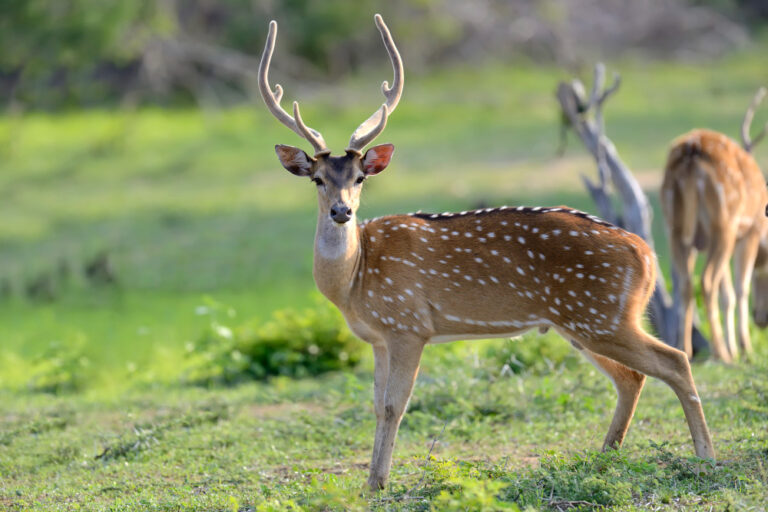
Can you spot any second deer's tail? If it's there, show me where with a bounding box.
[665,140,706,247]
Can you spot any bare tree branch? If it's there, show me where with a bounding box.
[556,64,708,353]
[741,86,767,153]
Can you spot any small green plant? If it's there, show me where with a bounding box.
[26,338,90,394]
[183,296,363,385]
[483,332,580,375]
[431,474,519,511]
[299,475,367,511]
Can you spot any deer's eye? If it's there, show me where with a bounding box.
[312,177,324,187]
[355,176,366,185]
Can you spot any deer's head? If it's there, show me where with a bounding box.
[275,145,394,224]
[260,14,402,225]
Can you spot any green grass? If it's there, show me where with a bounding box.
[1,43,768,510]
[1,337,767,510]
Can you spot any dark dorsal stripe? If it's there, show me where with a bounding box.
[407,206,617,229]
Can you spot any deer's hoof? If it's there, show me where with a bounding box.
[365,475,387,493]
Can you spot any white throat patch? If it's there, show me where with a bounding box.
[316,216,356,260]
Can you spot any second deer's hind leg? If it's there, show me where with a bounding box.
[576,346,646,450]
[733,235,760,356]
[670,242,697,358]
[701,237,736,362]
[718,262,738,359]
[583,327,715,460]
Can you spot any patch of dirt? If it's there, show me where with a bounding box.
[246,402,325,418]
[484,157,665,198]
[634,167,664,190]
[324,461,369,475]
[263,460,369,484]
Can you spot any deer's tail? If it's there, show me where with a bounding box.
[664,140,707,247]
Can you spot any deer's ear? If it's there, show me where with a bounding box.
[276,145,314,176]
[362,144,394,175]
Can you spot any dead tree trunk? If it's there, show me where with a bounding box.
[556,63,709,354]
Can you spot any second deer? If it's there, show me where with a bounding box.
[260,15,715,490]
[662,88,768,362]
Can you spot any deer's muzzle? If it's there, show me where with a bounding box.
[330,203,352,224]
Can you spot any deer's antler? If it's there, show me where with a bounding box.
[741,86,767,153]
[258,20,328,156]
[346,14,404,154]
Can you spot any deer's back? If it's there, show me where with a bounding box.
[664,129,767,235]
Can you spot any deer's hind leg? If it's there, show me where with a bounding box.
[701,232,737,362]
[582,326,715,460]
[669,238,697,359]
[733,234,760,356]
[573,343,646,450]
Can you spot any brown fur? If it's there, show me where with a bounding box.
[661,129,768,361]
[351,208,652,342]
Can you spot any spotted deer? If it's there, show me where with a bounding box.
[259,14,715,491]
[661,87,768,363]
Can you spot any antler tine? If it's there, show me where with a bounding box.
[258,20,327,155]
[742,86,768,153]
[349,104,389,154]
[347,14,404,153]
[292,101,327,153]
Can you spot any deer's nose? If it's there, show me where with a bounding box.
[330,203,352,224]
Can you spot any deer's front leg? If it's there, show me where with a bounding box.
[369,343,389,477]
[367,338,425,491]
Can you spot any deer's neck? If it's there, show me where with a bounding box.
[313,213,362,307]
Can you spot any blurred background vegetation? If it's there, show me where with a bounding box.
[1,0,767,394]
[2,0,767,108]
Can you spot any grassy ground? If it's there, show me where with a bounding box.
[1,45,768,510]
[1,336,767,510]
